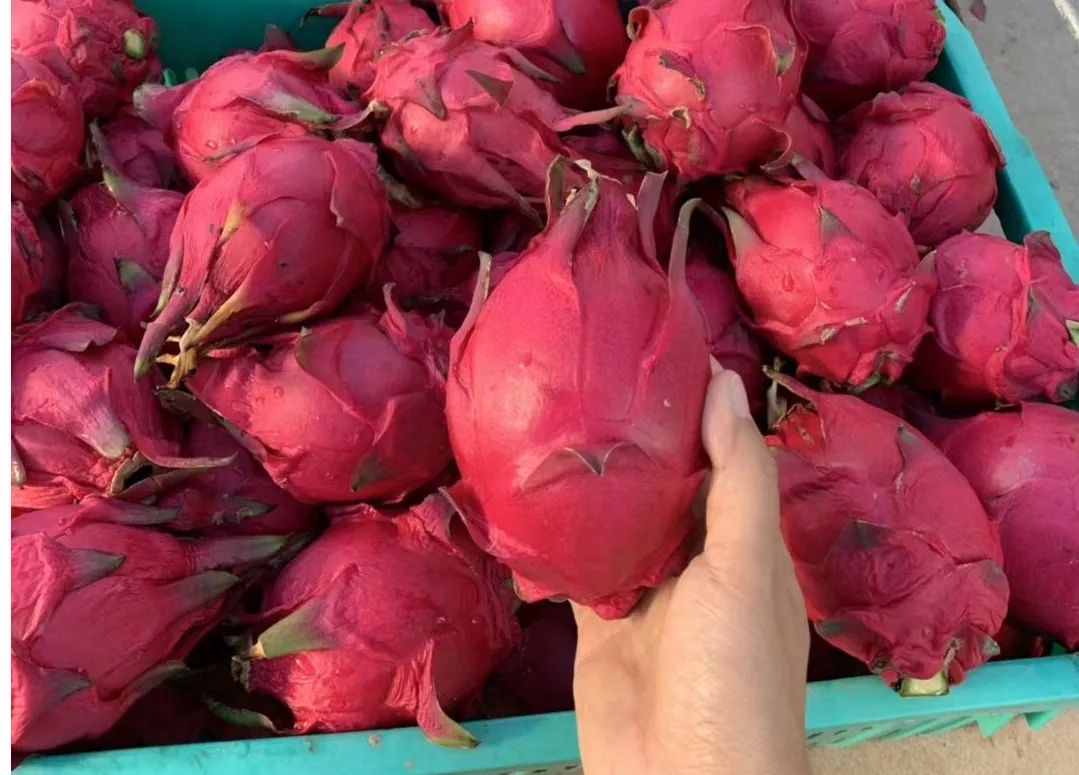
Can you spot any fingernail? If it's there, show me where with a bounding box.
[720,371,752,420]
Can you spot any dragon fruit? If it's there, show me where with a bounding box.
[97,110,178,190]
[12,0,161,117]
[768,377,1009,689]
[136,137,391,384]
[310,0,436,95]
[12,496,290,752]
[188,297,453,504]
[789,0,947,116]
[840,83,1005,247]
[243,495,519,743]
[364,27,600,218]
[911,232,1079,406]
[784,95,838,177]
[723,175,935,388]
[613,0,806,180]
[12,203,65,324]
[913,403,1079,649]
[440,0,629,110]
[489,602,577,715]
[12,53,85,213]
[169,48,365,183]
[64,165,183,342]
[445,167,710,619]
[686,251,767,415]
[11,305,223,510]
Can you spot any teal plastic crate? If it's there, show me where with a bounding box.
[18,2,1079,772]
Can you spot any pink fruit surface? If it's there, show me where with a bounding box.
[97,110,178,189]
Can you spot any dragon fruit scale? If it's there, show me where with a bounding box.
[915,404,1079,649]
[911,232,1079,407]
[440,0,629,110]
[789,0,947,116]
[784,95,838,178]
[170,48,366,184]
[12,0,161,117]
[12,53,85,214]
[135,137,391,385]
[723,175,935,388]
[613,0,806,181]
[840,83,1006,248]
[188,295,453,505]
[310,0,436,95]
[445,165,710,619]
[12,496,290,752]
[243,495,520,744]
[768,377,1009,689]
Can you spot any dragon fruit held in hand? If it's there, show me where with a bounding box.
[769,377,1008,688]
[188,297,453,504]
[97,110,178,189]
[136,137,391,384]
[840,83,1005,247]
[723,175,935,388]
[446,167,710,619]
[169,48,365,183]
[613,0,805,180]
[916,404,1079,649]
[12,203,65,324]
[12,496,289,752]
[912,232,1079,406]
[12,0,161,117]
[440,0,629,110]
[64,167,184,342]
[364,27,594,218]
[784,95,838,177]
[311,0,436,95]
[244,495,519,744]
[12,53,85,213]
[789,0,946,116]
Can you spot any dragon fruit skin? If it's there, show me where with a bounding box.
[440,0,629,110]
[170,48,364,184]
[724,175,935,388]
[12,53,85,213]
[915,404,1079,649]
[313,0,436,95]
[11,305,198,510]
[12,0,161,117]
[445,170,710,619]
[784,95,838,178]
[188,301,453,505]
[613,0,806,181]
[246,496,520,743]
[11,496,289,752]
[98,111,178,190]
[64,173,184,342]
[136,138,391,383]
[789,0,946,116]
[768,379,1009,686]
[840,83,1005,247]
[12,203,66,324]
[912,232,1079,407]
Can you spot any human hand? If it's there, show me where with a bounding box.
[572,366,811,775]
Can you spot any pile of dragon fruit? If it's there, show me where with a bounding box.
[11,0,1079,756]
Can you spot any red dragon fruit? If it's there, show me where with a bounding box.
[12,53,85,213]
[789,0,947,116]
[364,27,601,218]
[310,0,436,95]
[613,0,806,180]
[243,495,519,744]
[912,232,1079,406]
[169,48,365,183]
[913,403,1079,649]
[97,110,178,190]
[11,305,225,510]
[188,297,453,504]
[686,251,767,415]
[12,496,290,752]
[784,95,838,177]
[840,83,1005,247]
[445,167,710,619]
[64,166,184,342]
[136,137,391,384]
[723,175,935,388]
[440,0,629,110]
[12,202,65,324]
[768,377,1008,689]
[12,0,161,117]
